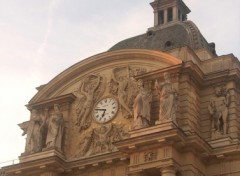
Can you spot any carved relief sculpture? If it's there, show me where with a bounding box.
[108,66,148,119]
[78,131,94,156]
[77,124,129,157]
[144,150,157,162]
[45,104,64,150]
[132,79,152,130]
[111,67,133,118]
[155,72,178,124]
[208,86,230,138]
[93,124,112,154]
[74,74,101,131]
[22,109,44,154]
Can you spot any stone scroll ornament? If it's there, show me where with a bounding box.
[155,72,178,124]
[22,109,45,154]
[77,124,129,157]
[208,86,230,138]
[73,74,104,132]
[132,79,152,130]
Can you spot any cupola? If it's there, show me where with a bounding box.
[150,0,190,27]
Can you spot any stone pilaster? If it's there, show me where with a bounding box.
[161,166,176,176]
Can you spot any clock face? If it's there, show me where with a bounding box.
[93,97,118,123]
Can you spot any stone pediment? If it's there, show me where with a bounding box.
[22,49,181,161]
[29,49,181,103]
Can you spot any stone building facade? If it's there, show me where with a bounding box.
[1,0,240,176]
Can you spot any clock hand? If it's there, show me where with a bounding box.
[95,109,107,118]
[95,108,106,111]
[102,109,106,117]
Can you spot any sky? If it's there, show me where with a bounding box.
[0,0,239,166]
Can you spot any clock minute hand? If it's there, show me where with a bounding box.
[95,108,106,111]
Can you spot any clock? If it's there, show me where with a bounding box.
[93,97,118,123]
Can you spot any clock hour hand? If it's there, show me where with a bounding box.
[95,109,106,117]
[102,110,106,117]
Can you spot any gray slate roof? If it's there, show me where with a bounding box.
[109,21,216,55]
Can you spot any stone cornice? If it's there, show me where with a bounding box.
[2,150,128,176]
[114,122,212,155]
[134,64,182,81]
[3,150,65,176]
[26,93,76,110]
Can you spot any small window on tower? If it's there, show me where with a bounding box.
[178,9,181,20]
[167,7,173,22]
[158,10,164,24]
[182,14,187,21]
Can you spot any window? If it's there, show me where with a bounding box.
[158,10,164,24]
[182,14,187,21]
[178,9,181,20]
[165,41,172,48]
[167,7,173,22]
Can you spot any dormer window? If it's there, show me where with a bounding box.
[167,7,173,22]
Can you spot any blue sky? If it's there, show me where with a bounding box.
[0,0,239,165]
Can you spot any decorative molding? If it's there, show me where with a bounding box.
[26,93,76,110]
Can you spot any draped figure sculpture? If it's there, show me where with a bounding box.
[46,104,64,150]
[133,79,152,129]
[155,72,177,124]
[23,109,44,154]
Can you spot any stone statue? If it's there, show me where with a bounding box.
[45,104,64,150]
[132,79,152,130]
[75,75,101,131]
[208,86,230,137]
[22,109,44,154]
[155,72,177,124]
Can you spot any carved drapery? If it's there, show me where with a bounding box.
[155,72,178,125]
[132,79,152,130]
[20,93,75,155]
[22,109,44,154]
[45,104,64,150]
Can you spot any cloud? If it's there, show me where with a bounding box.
[36,0,59,62]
